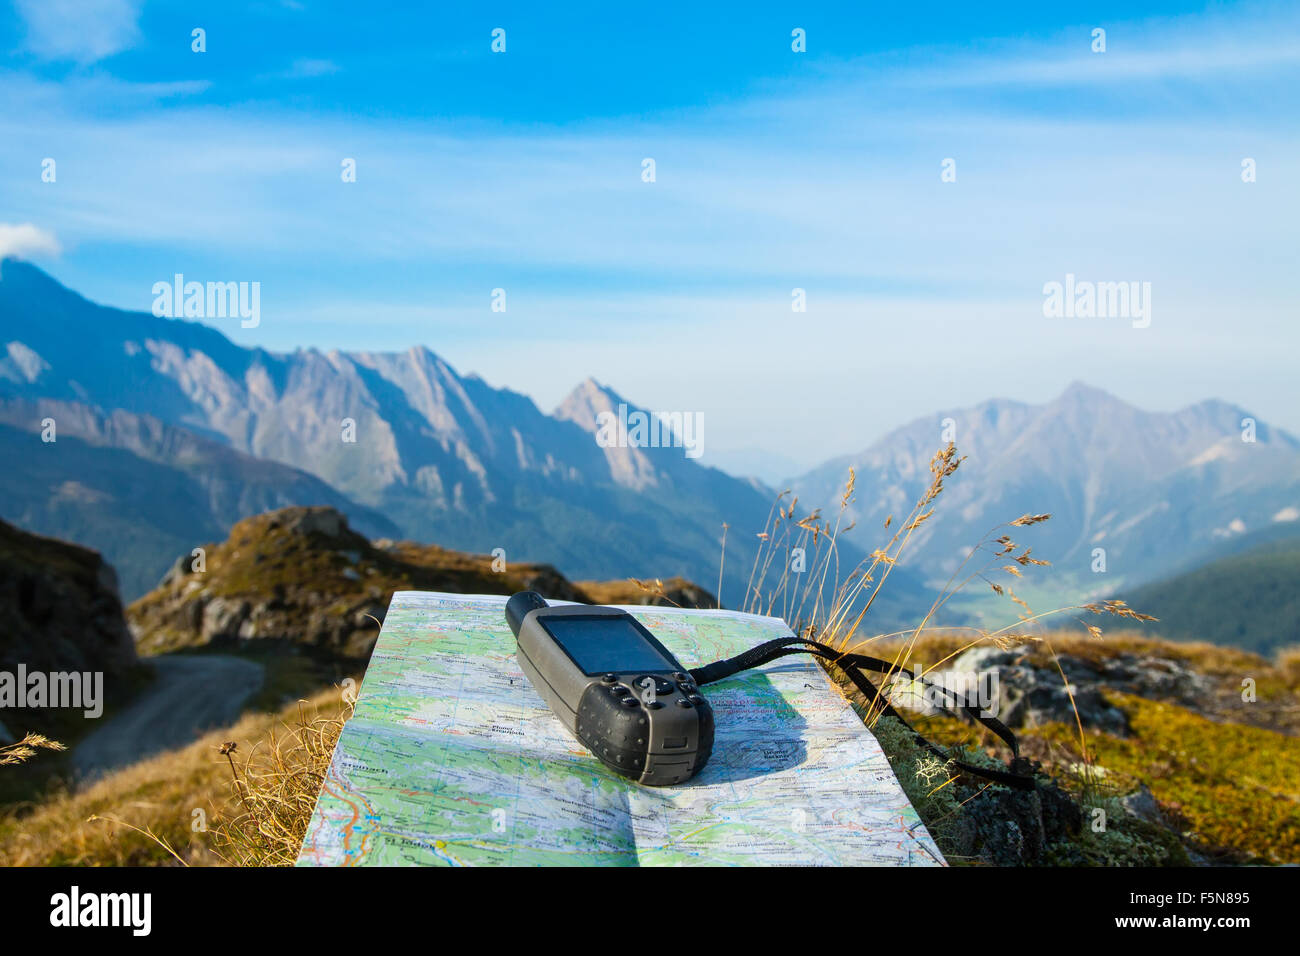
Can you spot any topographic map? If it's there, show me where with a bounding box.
[297,591,944,866]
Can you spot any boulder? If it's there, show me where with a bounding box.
[943,647,1129,734]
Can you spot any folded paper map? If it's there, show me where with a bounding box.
[297,591,945,866]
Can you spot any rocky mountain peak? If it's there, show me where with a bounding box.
[553,378,664,491]
[553,377,622,433]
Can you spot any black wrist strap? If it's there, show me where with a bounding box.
[690,636,1036,791]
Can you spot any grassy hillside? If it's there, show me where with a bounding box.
[1119,537,1300,655]
[0,686,345,866]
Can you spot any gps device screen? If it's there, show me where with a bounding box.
[541,615,676,675]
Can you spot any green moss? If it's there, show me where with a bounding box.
[1034,692,1300,863]
[864,713,1191,866]
[869,716,966,857]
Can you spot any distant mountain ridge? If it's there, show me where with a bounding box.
[0,395,399,598]
[790,381,1300,606]
[1119,534,1300,655]
[0,259,816,609]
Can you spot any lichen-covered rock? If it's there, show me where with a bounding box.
[941,774,1081,865]
[943,647,1115,734]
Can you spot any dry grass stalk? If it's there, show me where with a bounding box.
[0,734,65,767]
[738,443,1156,776]
[209,694,354,866]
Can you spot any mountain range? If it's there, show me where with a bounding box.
[3,258,1297,648]
[787,381,1300,623]
[0,259,844,612]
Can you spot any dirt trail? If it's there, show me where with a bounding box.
[74,655,264,782]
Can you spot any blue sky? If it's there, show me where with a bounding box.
[1,1,1297,471]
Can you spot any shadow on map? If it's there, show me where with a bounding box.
[687,667,809,787]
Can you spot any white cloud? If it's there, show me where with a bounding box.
[0,223,61,259]
[15,0,142,64]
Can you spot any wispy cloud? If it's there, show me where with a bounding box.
[14,0,142,64]
[0,222,60,259]
[878,17,1300,90]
